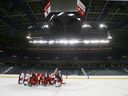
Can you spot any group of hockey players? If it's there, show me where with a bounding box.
[18,68,64,87]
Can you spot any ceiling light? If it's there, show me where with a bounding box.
[107,31,112,40]
[45,25,49,28]
[108,35,112,40]
[33,40,37,44]
[30,39,110,45]
[82,24,91,28]
[28,26,33,29]
[42,24,49,29]
[99,23,107,28]
[59,40,68,44]
[99,40,109,43]
[48,40,55,44]
[26,36,31,39]
[39,40,47,44]
[77,18,81,21]
[83,39,109,44]
[49,15,55,20]
[29,41,32,43]
[83,40,90,44]
[57,12,64,16]
[68,13,74,16]
[68,40,80,44]
[90,40,99,44]
[55,40,59,44]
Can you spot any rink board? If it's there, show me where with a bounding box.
[0,74,128,79]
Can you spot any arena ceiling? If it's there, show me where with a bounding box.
[0,0,128,50]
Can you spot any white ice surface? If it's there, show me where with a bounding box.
[0,78,128,96]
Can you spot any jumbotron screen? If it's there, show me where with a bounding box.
[51,0,77,12]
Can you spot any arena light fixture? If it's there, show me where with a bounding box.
[55,39,81,45]
[58,40,69,44]
[33,40,37,44]
[29,41,32,43]
[77,18,81,21]
[99,23,107,28]
[28,26,33,29]
[68,40,81,44]
[38,40,47,44]
[30,39,110,45]
[44,25,49,28]
[99,40,109,43]
[108,35,112,40]
[83,39,109,44]
[26,36,31,39]
[55,40,60,44]
[43,40,48,44]
[82,24,91,28]
[48,40,55,44]
[68,13,74,16]
[83,40,90,44]
[57,12,64,16]
[38,40,43,44]
[90,40,99,44]
[42,24,49,29]
[49,15,55,20]
[107,31,112,40]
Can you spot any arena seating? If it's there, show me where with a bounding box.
[84,68,128,75]
[0,65,12,74]
[0,64,128,76]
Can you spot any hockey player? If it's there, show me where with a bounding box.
[55,70,62,87]
[39,73,43,85]
[24,72,31,86]
[43,71,50,86]
[18,72,25,84]
[40,73,44,85]
[36,73,42,85]
[49,73,55,85]
[34,72,39,86]
[28,73,35,87]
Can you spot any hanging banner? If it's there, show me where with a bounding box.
[44,0,51,17]
[77,0,86,16]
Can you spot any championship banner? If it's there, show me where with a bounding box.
[44,0,51,17]
[77,0,86,16]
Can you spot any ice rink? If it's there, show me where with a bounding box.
[0,76,128,96]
